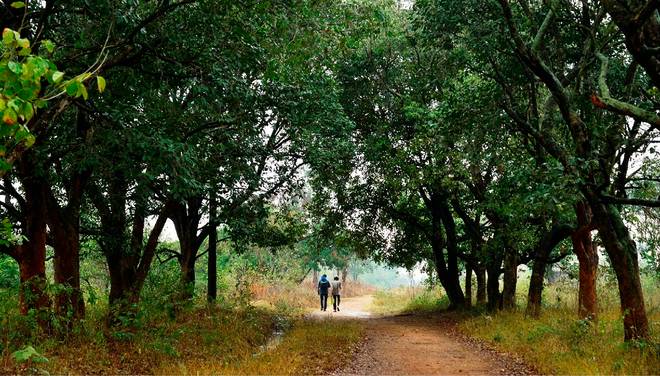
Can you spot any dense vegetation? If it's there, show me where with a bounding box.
[0,0,658,373]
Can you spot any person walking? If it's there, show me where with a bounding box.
[318,274,330,311]
[331,276,342,312]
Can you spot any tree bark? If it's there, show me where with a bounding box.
[526,257,545,318]
[502,248,518,309]
[312,269,319,287]
[572,202,598,320]
[476,267,486,304]
[430,215,465,309]
[591,201,649,340]
[437,199,466,308]
[15,163,51,323]
[526,223,573,318]
[600,0,660,88]
[170,197,211,301]
[486,253,503,311]
[207,196,218,303]
[465,265,473,308]
[51,225,85,321]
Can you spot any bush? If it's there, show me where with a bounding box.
[0,254,18,288]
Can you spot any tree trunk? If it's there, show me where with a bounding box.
[600,0,660,88]
[486,255,503,311]
[573,202,598,320]
[464,265,473,308]
[434,196,465,309]
[47,110,91,323]
[591,201,648,340]
[502,248,518,309]
[341,267,348,283]
[207,201,218,303]
[52,228,85,321]
[430,227,465,309]
[312,269,319,287]
[476,267,486,304]
[170,197,208,301]
[17,174,51,321]
[526,222,574,318]
[179,254,196,300]
[526,256,546,318]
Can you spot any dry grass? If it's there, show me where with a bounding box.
[457,275,660,375]
[370,286,447,315]
[251,279,377,311]
[1,304,275,375]
[162,319,364,375]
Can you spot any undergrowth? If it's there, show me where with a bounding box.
[370,287,447,315]
[164,319,364,375]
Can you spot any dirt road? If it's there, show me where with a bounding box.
[312,295,533,376]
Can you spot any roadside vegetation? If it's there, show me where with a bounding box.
[0,248,367,374]
[383,272,660,375]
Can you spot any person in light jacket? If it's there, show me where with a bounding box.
[331,276,342,312]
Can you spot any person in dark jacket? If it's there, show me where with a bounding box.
[317,274,330,311]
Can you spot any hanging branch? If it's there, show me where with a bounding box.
[592,52,660,130]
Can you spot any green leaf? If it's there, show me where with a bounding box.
[16,38,29,49]
[7,61,22,74]
[41,39,55,53]
[11,346,48,363]
[10,2,26,8]
[20,102,34,121]
[24,133,35,148]
[2,28,14,44]
[65,81,78,96]
[78,84,88,100]
[52,71,64,83]
[96,76,106,93]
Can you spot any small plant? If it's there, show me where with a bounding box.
[11,345,48,363]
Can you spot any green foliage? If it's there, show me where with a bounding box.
[11,345,48,363]
[0,254,18,288]
[0,27,104,171]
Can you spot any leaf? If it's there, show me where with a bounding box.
[96,76,106,93]
[52,71,64,83]
[20,102,34,122]
[11,346,48,363]
[7,61,21,74]
[24,133,35,148]
[65,81,78,96]
[2,28,14,44]
[78,84,88,100]
[41,39,55,53]
[2,108,17,125]
[16,38,29,49]
[10,2,25,8]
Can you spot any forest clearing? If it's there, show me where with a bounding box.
[0,0,659,374]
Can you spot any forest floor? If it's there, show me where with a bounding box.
[310,295,536,375]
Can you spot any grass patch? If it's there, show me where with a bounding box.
[459,307,659,375]
[370,287,447,315]
[164,318,364,375]
[1,303,278,374]
[458,274,660,375]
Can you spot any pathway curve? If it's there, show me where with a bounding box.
[309,295,534,376]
